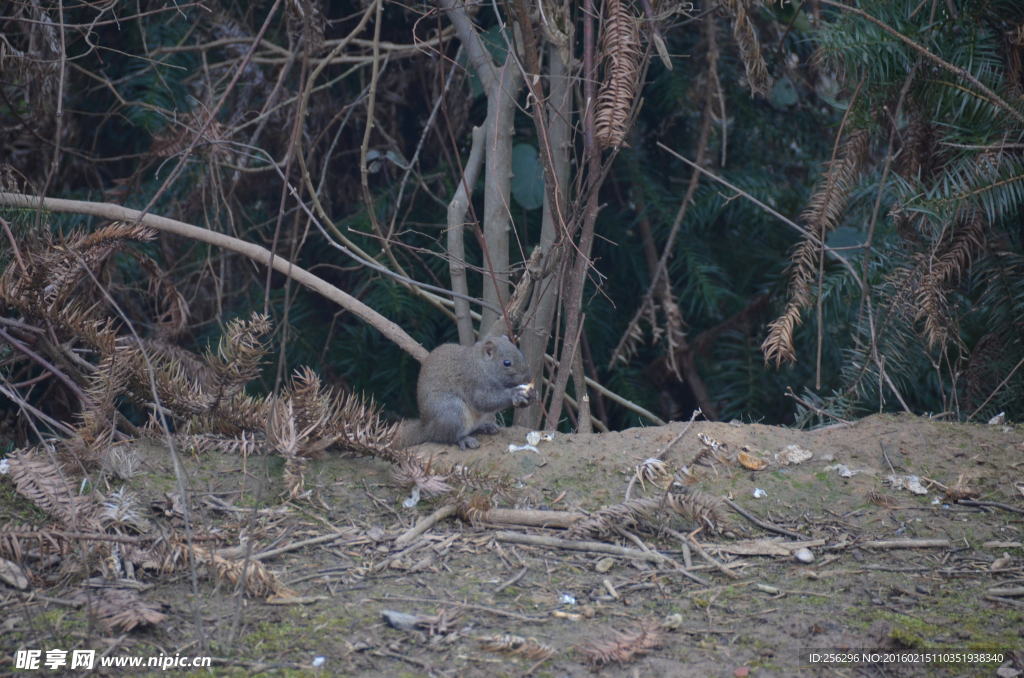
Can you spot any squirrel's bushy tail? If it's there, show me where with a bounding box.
[394,419,428,448]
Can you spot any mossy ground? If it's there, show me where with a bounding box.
[2,414,1022,676]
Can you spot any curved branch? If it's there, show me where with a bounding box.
[0,192,429,363]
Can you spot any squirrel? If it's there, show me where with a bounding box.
[395,335,534,449]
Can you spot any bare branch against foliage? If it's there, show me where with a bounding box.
[595,0,643,149]
[578,620,662,666]
[0,194,429,361]
[763,129,871,366]
[720,0,772,97]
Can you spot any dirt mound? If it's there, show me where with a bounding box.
[4,414,1022,676]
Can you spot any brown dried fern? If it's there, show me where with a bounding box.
[168,541,295,599]
[897,110,936,181]
[0,221,155,318]
[595,0,643,149]
[567,489,722,540]
[74,587,167,632]
[914,212,986,350]
[577,619,662,666]
[0,523,73,563]
[720,0,772,97]
[75,351,132,455]
[478,634,555,661]
[5,448,101,529]
[763,129,871,365]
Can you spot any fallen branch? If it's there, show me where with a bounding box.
[370,595,544,622]
[723,497,810,540]
[479,508,584,529]
[858,538,951,549]
[393,504,459,548]
[495,530,675,563]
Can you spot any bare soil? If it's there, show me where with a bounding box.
[4,413,1024,677]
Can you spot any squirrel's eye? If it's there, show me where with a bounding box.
[503,359,512,367]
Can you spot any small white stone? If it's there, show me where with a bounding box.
[794,547,814,564]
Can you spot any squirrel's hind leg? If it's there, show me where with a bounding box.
[421,393,476,447]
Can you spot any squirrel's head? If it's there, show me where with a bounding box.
[481,335,530,386]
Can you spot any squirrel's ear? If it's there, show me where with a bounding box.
[482,339,497,358]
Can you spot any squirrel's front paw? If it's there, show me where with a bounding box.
[512,382,535,408]
[458,436,481,450]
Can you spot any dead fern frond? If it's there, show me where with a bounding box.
[609,296,656,367]
[48,222,158,308]
[763,129,871,365]
[76,351,132,454]
[915,212,986,350]
[99,487,152,534]
[567,496,663,540]
[75,587,167,632]
[478,634,555,661]
[665,489,724,534]
[568,488,723,540]
[963,332,1004,411]
[897,110,936,181]
[865,490,899,508]
[720,0,772,97]
[578,620,662,666]
[595,0,643,149]
[207,312,272,398]
[0,222,151,319]
[457,494,494,523]
[633,457,671,492]
[5,448,100,528]
[130,250,190,339]
[0,523,73,562]
[391,457,454,499]
[174,432,266,456]
[184,542,295,599]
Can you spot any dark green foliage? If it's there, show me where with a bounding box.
[2,0,1023,440]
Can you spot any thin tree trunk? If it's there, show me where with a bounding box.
[480,61,522,332]
[448,126,485,346]
[517,44,571,427]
